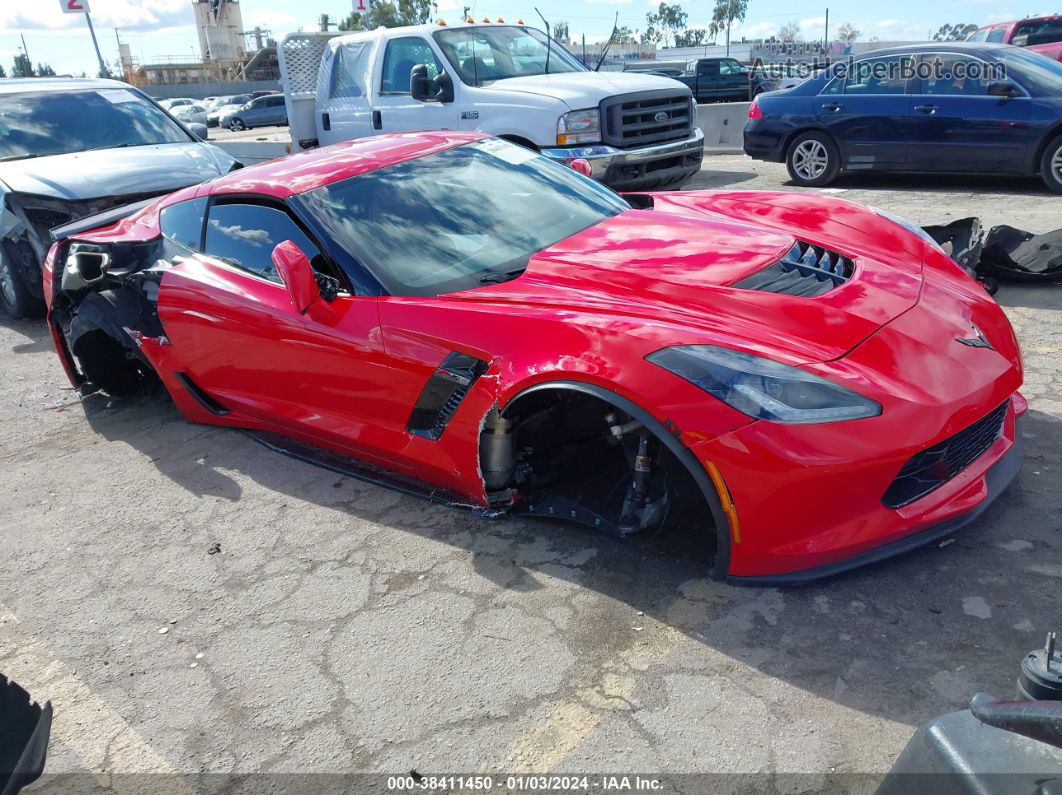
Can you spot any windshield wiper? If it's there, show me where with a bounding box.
[536,8,552,75]
[479,267,527,285]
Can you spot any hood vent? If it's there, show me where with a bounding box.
[731,241,854,297]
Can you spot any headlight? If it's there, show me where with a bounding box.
[872,207,943,251]
[557,109,601,146]
[647,345,881,424]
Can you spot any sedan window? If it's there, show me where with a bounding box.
[299,139,628,296]
[203,203,322,284]
[842,56,914,94]
[986,28,1007,43]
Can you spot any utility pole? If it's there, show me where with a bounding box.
[84,10,109,77]
[823,8,829,50]
[20,33,31,64]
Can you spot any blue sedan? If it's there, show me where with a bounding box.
[744,43,1062,193]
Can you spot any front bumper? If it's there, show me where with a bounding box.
[541,128,704,189]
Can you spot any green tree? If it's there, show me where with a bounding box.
[12,53,33,77]
[36,63,57,77]
[614,25,637,45]
[933,23,977,41]
[708,0,748,55]
[644,3,688,48]
[552,21,569,42]
[836,22,860,44]
[674,28,708,47]
[338,0,435,30]
[0,64,7,79]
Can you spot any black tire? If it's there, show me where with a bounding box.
[0,246,44,319]
[228,119,246,132]
[1040,134,1062,194]
[785,131,841,187]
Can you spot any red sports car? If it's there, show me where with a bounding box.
[44,132,1025,584]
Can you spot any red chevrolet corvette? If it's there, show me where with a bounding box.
[44,132,1024,584]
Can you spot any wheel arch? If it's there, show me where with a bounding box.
[497,379,732,580]
[1031,123,1062,174]
[781,125,841,163]
[496,134,540,151]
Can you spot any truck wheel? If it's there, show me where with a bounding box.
[785,131,840,187]
[1041,134,1062,194]
[0,247,44,319]
[228,119,246,132]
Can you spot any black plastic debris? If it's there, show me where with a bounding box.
[0,674,52,795]
[923,217,984,272]
[981,226,1062,282]
[207,542,222,555]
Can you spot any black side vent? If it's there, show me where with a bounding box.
[175,372,230,416]
[732,241,855,298]
[407,352,488,440]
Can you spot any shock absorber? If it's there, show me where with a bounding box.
[618,430,652,535]
[480,407,515,491]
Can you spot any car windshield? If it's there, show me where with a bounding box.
[434,26,586,85]
[994,47,1062,93]
[0,88,190,161]
[298,139,628,296]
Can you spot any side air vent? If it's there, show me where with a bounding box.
[732,241,855,298]
[407,352,489,440]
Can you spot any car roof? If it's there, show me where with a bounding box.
[850,42,1016,58]
[0,77,139,95]
[330,20,535,44]
[205,131,487,199]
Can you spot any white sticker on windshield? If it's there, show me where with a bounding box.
[473,138,537,166]
[98,89,139,104]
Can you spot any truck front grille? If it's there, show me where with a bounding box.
[601,90,693,149]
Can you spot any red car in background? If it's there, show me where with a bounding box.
[44,132,1025,584]
[968,16,1062,61]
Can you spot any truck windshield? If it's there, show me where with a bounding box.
[434,26,586,86]
[0,88,191,162]
[298,139,627,296]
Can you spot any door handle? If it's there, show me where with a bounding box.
[914,104,938,114]
[321,112,330,131]
[371,109,382,130]
[821,102,842,112]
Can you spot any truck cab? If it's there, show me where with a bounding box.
[678,58,751,103]
[967,16,1062,62]
[279,21,704,190]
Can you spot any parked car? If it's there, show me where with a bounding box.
[279,21,704,190]
[158,97,195,110]
[220,94,288,131]
[968,15,1062,62]
[672,57,752,102]
[744,43,1062,193]
[45,131,1024,584]
[170,103,209,126]
[206,94,251,127]
[0,78,238,318]
[750,64,809,96]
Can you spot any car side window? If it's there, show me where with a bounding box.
[160,198,207,251]
[331,41,371,98]
[697,60,718,76]
[986,27,1007,43]
[843,56,913,94]
[381,37,442,94]
[720,60,743,76]
[203,203,322,284]
[919,55,990,96]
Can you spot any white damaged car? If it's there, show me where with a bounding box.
[0,78,238,318]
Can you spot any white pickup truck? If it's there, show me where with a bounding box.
[279,21,704,190]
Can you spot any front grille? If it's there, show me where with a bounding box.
[731,241,854,297]
[601,90,693,149]
[883,401,1009,509]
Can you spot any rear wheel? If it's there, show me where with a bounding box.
[1040,134,1062,194]
[785,131,840,187]
[228,118,246,132]
[0,246,44,319]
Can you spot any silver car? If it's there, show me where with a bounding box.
[0,78,238,318]
[220,94,288,131]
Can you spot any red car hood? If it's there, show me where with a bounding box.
[453,208,923,365]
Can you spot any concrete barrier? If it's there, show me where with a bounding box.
[696,102,750,154]
[214,140,291,165]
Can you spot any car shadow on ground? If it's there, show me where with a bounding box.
[0,316,52,355]
[78,382,1062,729]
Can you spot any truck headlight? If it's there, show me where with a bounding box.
[557,109,601,146]
[647,345,881,424]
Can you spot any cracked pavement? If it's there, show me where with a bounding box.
[1,155,1060,791]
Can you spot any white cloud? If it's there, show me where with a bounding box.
[244,9,298,31]
[588,0,633,5]
[0,0,192,34]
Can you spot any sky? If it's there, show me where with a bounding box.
[0,0,1048,77]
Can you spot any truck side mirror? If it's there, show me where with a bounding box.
[436,71,455,103]
[411,64,432,102]
[272,241,318,314]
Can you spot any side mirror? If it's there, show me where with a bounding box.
[987,81,1020,98]
[410,64,432,102]
[436,71,455,103]
[569,158,593,178]
[188,122,209,141]
[272,241,319,314]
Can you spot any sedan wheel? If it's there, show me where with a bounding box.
[785,132,840,187]
[1042,135,1062,195]
[228,119,246,132]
